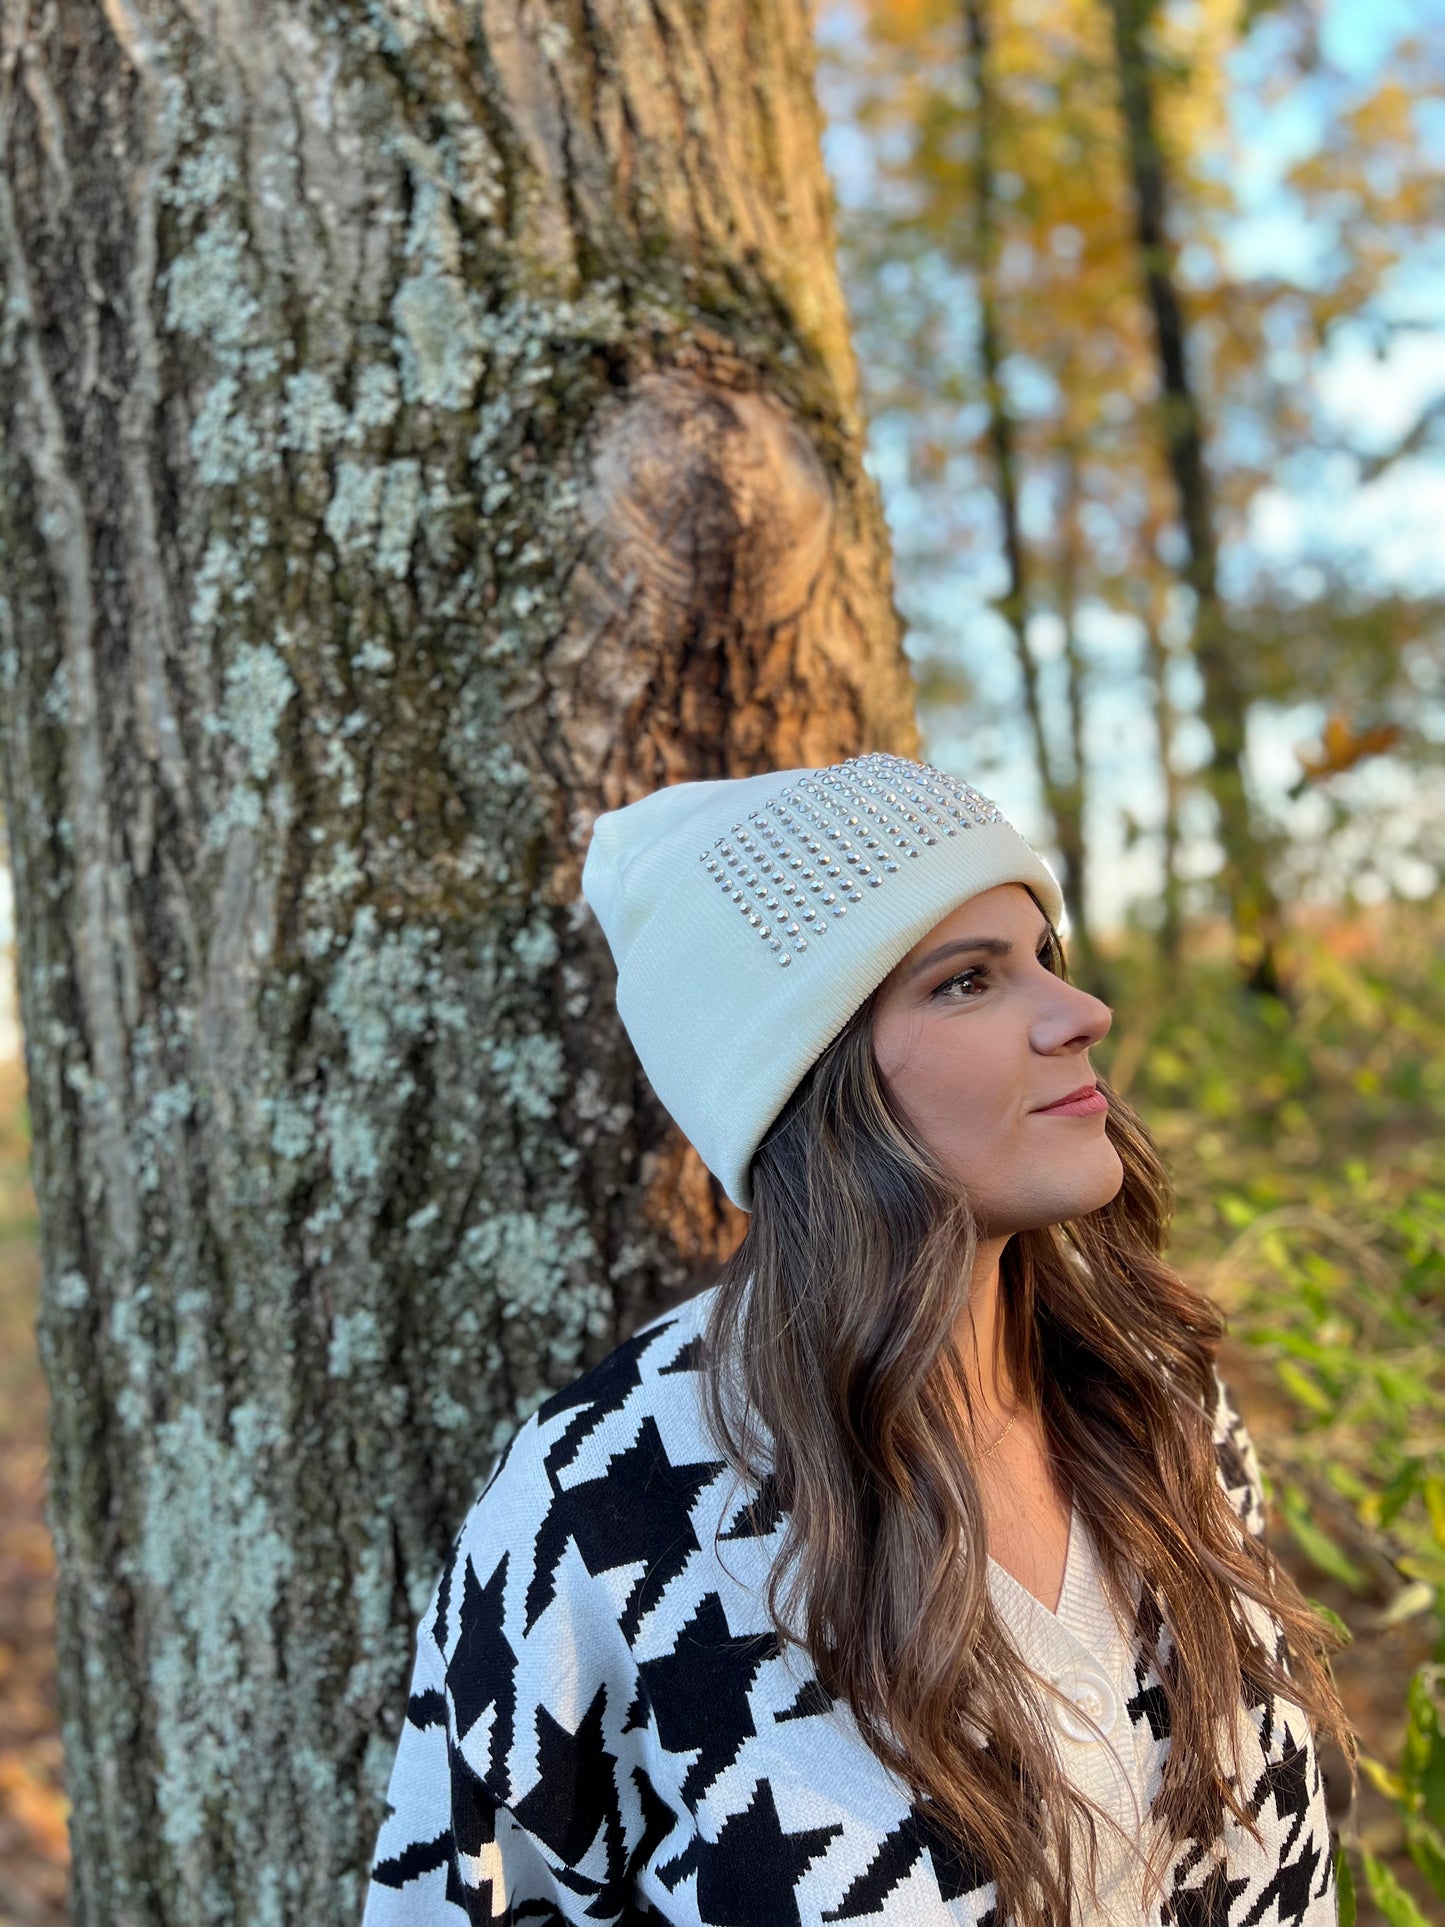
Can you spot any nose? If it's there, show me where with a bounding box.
[1041,981,1112,1052]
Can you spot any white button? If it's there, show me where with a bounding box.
[1051,1663,1118,1743]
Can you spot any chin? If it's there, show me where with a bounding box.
[997,1149,1126,1234]
[1079,1142,1126,1214]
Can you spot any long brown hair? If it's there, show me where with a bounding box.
[698,897,1354,1927]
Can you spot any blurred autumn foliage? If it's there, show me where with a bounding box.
[1290,711,1404,799]
[0,1051,66,1927]
[1097,897,1445,1925]
[821,0,1443,979]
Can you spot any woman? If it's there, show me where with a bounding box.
[363,752,1352,1926]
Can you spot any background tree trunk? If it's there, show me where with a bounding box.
[1103,0,1286,995]
[1138,564,1184,967]
[0,0,917,1916]
[1050,435,1101,992]
[961,0,1091,958]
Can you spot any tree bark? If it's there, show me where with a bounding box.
[1102,0,1285,994]
[1051,435,1101,988]
[960,0,1087,956]
[1138,569,1183,966]
[0,0,916,1916]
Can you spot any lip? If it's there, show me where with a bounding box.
[1033,1083,1108,1117]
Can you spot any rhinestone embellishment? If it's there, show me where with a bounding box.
[700,752,1008,967]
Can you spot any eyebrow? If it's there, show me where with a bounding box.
[905,920,1054,982]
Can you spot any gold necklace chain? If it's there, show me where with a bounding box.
[978,1408,1019,1462]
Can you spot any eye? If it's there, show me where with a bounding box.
[933,941,1057,1002]
[933,966,990,1002]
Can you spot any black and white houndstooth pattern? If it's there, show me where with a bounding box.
[362,1287,1336,1925]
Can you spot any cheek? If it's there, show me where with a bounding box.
[885,1028,1015,1148]
[871,1014,916,1094]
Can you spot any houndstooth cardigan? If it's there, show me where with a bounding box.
[362,1285,1337,1926]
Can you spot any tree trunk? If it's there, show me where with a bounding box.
[1103,0,1285,994]
[0,1,916,1917]
[1051,436,1101,989]
[1139,593,1182,966]
[959,0,1089,954]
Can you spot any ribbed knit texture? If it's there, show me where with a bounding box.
[988,1516,1156,1923]
[362,1286,1337,1926]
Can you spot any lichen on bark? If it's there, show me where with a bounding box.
[0,0,916,1914]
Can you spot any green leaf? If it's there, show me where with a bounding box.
[1403,1667,1445,1831]
[1336,1841,1357,1927]
[1374,1582,1438,1630]
[1308,1597,1354,1643]
[1362,1848,1432,1926]
[1403,1817,1445,1902]
[1374,1362,1434,1408]
[1276,1359,1338,1417]
[1277,1485,1368,1591]
[1425,1476,1445,1552]
[1360,1753,1408,1803]
[1379,1462,1424,1528]
[1326,1462,1371,1504]
[1260,1228,1297,1274]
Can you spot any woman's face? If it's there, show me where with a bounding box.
[871,883,1122,1237]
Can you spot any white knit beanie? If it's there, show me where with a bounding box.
[580,751,1065,1211]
